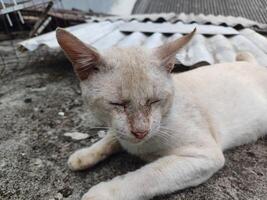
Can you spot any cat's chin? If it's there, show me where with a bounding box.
[119,138,142,144]
[118,135,151,145]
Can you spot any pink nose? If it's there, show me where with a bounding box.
[131,130,148,139]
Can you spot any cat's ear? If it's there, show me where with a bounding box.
[155,28,196,72]
[56,28,101,81]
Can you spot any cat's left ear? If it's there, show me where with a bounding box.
[56,28,101,81]
[154,28,196,72]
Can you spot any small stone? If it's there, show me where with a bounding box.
[97,130,107,138]
[73,99,81,106]
[64,132,89,140]
[0,160,6,168]
[47,131,53,135]
[58,111,65,116]
[54,193,63,200]
[30,87,47,92]
[90,138,98,143]
[58,186,73,197]
[33,158,43,168]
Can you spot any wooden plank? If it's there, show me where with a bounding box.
[29,1,53,37]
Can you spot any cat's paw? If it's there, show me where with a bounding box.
[68,148,98,171]
[81,182,118,200]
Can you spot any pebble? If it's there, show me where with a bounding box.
[30,87,47,92]
[97,130,107,138]
[90,138,98,143]
[64,132,89,140]
[0,160,6,168]
[54,193,63,200]
[58,111,65,116]
[33,158,43,168]
[58,186,73,197]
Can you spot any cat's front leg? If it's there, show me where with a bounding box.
[68,132,121,171]
[81,146,225,200]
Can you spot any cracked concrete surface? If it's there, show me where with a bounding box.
[0,60,266,200]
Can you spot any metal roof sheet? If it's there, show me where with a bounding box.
[119,21,239,35]
[132,0,267,25]
[89,13,267,30]
[18,18,267,68]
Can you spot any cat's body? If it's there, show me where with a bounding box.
[55,28,267,200]
[172,61,267,151]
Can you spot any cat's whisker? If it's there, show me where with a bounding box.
[157,131,177,147]
[156,133,171,143]
[158,130,177,140]
[158,129,174,137]
[158,134,174,144]
[154,136,174,149]
[160,126,177,132]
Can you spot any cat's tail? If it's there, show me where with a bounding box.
[236,52,257,64]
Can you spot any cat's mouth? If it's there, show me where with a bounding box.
[116,133,150,144]
[131,130,148,140]
[114,127,152,144]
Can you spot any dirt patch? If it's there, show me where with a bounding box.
[0,61,266,200]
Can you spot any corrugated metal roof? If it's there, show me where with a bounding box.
[18,17,267,68]
[89,13,267,30]
[132,0,267,25]
[119,21,239,35]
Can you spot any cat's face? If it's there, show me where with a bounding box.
[56,28,195,143]
[80,47,174,143]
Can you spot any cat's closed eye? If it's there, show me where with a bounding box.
[109,102,127,107]
[147,99,161,105]
[109,100,160,107]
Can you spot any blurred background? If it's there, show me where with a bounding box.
[1,0,267,74]
[0,0,136,76]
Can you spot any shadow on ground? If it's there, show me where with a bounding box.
[0,60,266,200]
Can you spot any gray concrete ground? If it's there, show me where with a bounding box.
[0,60,266,200]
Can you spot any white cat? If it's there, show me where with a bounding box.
[56,28,267,200]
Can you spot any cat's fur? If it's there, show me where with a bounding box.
[56,28,267,200]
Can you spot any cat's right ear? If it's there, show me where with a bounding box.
[154,28,196,72]
[56,28,101,81]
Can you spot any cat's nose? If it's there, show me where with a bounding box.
[131,130,148,139]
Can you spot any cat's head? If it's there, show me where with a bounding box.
[56,28,195,144]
